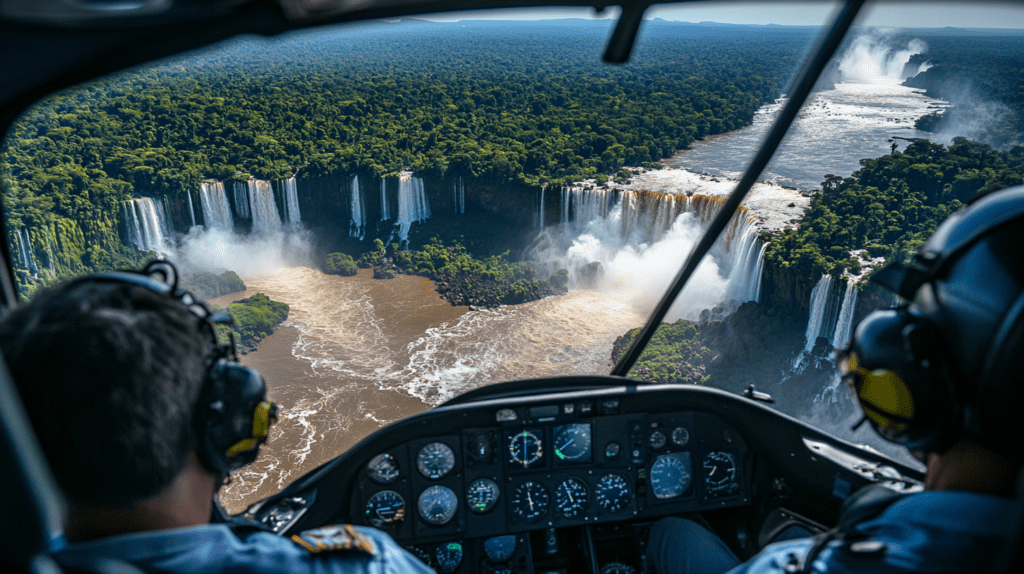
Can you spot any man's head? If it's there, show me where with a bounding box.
[0,263,275,509]
[843,185,1024,464]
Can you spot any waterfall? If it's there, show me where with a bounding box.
[395,173,431,243]
[802,275,834,355]
[248,180,282,234]
[380,179,391,221]
[539,186,545,228]
[124,198,172,254]
[233,182,251,220]
[45,230,56,274]
[546,188,766,320]
[350,175,365,240]
[186,191,197,228]
[561,187,570,225]
[561,186,616,232]
[831,281,859,349]
[199,182,234,230]
[752,243,769,303]
[452,177,466,215]
[282,177,302,227]
[18,228,37,275]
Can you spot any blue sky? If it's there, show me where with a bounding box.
[425,2,1024,29]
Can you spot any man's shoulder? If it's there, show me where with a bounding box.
[729,491,1019,574]
[55,523,431,574]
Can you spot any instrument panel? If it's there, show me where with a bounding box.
[350,400,751,544]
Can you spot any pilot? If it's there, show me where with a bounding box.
[648,185,1024,574]
[0,262,432,574]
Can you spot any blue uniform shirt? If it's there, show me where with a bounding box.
[730,491,1018,574]
[53,523,434,574]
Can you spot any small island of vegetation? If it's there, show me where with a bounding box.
[218,293,289,354]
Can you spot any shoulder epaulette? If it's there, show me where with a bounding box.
[291,524,378,556]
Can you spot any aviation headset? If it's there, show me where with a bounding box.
[71,260,277,474]
[840,185,1024,456]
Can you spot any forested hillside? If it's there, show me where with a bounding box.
[0,20,814,293]
[760,138,1024,310]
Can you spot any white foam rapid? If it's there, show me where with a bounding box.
[350,175,365,239]
[199,182,234,231]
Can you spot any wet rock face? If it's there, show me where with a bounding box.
[373,265,397,279]
[574,261,604,288]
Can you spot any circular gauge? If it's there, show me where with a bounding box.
[511,481,549,522]
[366,453,400,484]
[365,490,406,526]
[417,442,456,480]
[408,546,432,568]
[703,451,739,497]
[469,434,493,462]
[600,563,636,574]
[508,430,543,468]
[595,473,631,513]
[554,424,592,462]
[672,427,690,447]
[418,485,459,525]
[436,541,464,573]
[467,478,501,514]
[555,478,590,519]
[604,442,621,459]
[650,453,692,499]
[649,430,667,450]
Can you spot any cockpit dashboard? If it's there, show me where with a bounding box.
[240,379,923,574]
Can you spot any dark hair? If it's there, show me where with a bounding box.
[0,280,213,505]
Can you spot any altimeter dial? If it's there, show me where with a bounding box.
[511,481,549,522]
[555,477,590,519]
[467,478,501,514]
[595,473,631,513]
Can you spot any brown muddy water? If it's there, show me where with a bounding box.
[213,267,641,513]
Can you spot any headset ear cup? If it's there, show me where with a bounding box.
[901,322,961,453]
[198,360,275,473]
[976,293,1024,457]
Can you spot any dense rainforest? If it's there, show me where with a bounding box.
[1,19,817,294]
[759,137,1024,310]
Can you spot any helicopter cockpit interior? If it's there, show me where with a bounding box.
[1,1,1021,574]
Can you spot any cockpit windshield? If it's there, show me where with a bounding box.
[2,2,1022,514]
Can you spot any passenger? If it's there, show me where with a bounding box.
[648,185,1024,574]
[0,262,431,574]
